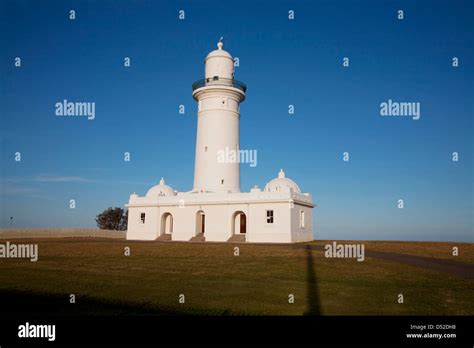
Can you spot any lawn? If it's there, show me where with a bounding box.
[0,237,472,316]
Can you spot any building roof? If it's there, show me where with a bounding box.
[264,169,301,193]
[146,178,176,197]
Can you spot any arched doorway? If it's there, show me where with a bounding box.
[232,211,246,235]
[195,210,205,235]
[160,212,173,235]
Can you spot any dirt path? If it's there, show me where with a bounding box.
[298,244,474,278]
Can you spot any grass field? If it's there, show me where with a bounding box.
[0,236,473,316]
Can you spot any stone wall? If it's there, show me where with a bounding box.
[0,228,126,239]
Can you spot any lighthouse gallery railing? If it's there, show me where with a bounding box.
[192,77,247,93]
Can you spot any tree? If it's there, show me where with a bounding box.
[96,207,128,231]
[118,209,128,231]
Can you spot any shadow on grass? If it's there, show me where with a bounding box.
[304,245,322,315]
[0,289,234,317]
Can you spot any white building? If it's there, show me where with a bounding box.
[126,40,314,243]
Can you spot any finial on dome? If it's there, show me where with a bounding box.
[159,177,165,185]
[278,169,285,178]
[217,36,224,50]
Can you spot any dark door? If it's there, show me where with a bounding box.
[240,214,246,234]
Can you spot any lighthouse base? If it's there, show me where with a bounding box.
[126,191,314,244]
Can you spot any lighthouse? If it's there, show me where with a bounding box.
[191,39,246,193]
[126,39,314,244]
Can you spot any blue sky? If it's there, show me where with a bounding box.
[0,0,472,242]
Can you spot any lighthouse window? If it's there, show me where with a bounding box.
[300,210,305,228]
[213,76,219,81]
[221,179,224,185]
[205,146,208,152]
[140,213,146,224]
[266,210,274,224]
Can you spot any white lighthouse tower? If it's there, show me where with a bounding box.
[126,39,314,244]
[191,39,246,193]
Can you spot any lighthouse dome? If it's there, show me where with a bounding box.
[205,42,232,60]
[146,178,176,197]
[264,169,301,193]
[205,39,234,80]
